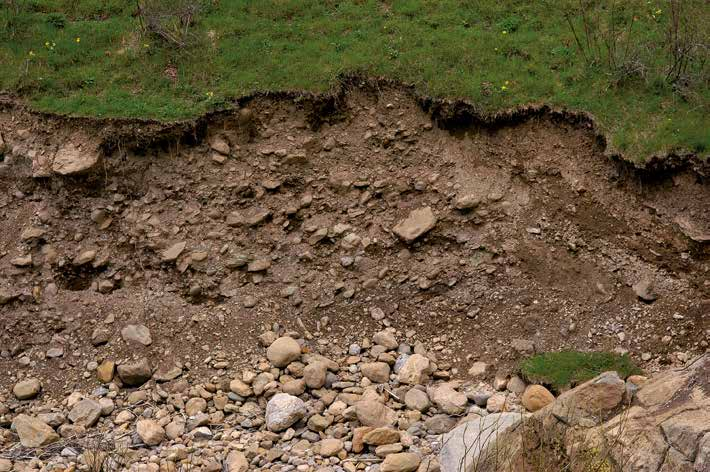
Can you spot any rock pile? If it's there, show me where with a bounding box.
[0,328,561,472]
[1,327,706,472]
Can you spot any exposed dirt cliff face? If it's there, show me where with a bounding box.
[0,82,708,399]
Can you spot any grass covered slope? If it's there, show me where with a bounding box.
[1,0,708,159]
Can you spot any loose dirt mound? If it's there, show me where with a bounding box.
[0,83,708,396]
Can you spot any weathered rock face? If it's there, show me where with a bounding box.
[450,355,710,472]
[597,355,710,471]
[551,370,625,426]
[12,414,59,448]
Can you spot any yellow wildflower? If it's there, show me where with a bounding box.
[76,37,81,43]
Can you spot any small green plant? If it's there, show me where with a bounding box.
[46,12,66,29]
[497,15,522,33]
[520,351,642,392]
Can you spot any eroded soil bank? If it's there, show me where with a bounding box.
[0,82,708,397]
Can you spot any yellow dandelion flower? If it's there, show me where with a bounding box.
[45,41,50,47]
[76,37,81,43]
[502,30,508,35]
[501,85,507,91]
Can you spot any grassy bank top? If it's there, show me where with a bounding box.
[1,0,708,160]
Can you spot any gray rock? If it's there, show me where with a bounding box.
[633,278,657,302]
[439,413,521,472]
[121,324,152,346]
[424,414,457,434]
[68,399,102,427]
[404,388,430,412]
[510,338,535,355]
[266,393,306,432]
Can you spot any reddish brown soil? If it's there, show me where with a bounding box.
[0,85,708,401]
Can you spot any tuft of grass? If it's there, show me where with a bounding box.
[519,351,642,393]
[0,0,708,160]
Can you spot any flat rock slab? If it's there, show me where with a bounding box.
[52,142,99,176]
[393,207,437,243]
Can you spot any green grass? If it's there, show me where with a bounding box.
[520,351,642,392]
[0,0,708,160]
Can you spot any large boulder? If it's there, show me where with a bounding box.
[551,371,625,425]
[595,355,710,471]
[439,413,521,472]
[12,414,59,448]
[265,393,306,432]
[450,356,710,472]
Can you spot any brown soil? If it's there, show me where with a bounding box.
[0,81,709,400]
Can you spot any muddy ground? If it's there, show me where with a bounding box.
[0,82,708,400]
